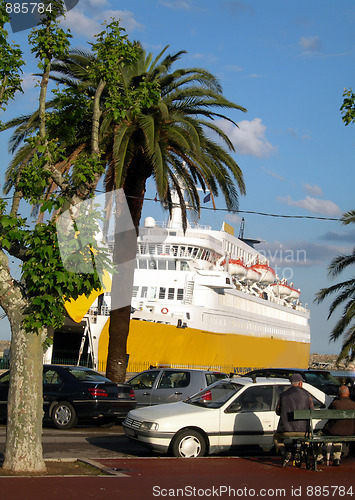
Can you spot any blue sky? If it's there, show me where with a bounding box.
[1,0,354,356]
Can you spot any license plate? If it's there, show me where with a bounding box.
[125,428,136,437]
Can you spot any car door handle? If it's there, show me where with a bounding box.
[143,392,151,396]
[174,392,183,395]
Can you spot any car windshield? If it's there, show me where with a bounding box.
[185,381,244,409]
[303,372,340,386]
[67,368,112,383]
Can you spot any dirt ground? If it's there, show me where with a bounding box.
[0,460,103,476]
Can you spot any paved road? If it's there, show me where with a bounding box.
[0,423,155,460]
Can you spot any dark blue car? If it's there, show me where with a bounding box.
[0,365,136,429]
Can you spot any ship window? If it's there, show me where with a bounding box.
[172,246,178,256]
[168,288,175,300]
[159,287,166,299]
[132,286,138,298]
[148,287,157,299]
[177,289,184,300]
[138,259,148,269]
[180,261,189,271]
[158,260,166,270]
[168,260,176,271]
[141,286,148,298]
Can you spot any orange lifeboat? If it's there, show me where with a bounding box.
[270,282,291,297]
[242,267,262,283]
[221,258,247,278]
[228,259,247,278]
[250,263,276,284]
[287,286,301,300]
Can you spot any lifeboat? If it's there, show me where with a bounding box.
[287,286,301,300]
[242,267,262,283]
[228,259,247,278]
[270,282,292,297]
[250,263,276,284]
[221,259,247,278]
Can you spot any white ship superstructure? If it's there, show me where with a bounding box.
[53,189,310,372]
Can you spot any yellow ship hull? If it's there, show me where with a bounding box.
[98,318,310,373]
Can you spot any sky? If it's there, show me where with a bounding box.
[0,0,354,356]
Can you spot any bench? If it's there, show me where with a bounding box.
[290,409,355,471]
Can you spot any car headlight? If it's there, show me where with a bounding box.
[140,421,159,431]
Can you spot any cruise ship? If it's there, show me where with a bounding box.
[48,191,310,373]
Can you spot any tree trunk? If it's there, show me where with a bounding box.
[0,250,46,472]
[106,162,148,382]
[106,305,131,382]
[3,323,46,472]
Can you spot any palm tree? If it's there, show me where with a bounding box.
[5,46,247,381]
[315,210,355,365]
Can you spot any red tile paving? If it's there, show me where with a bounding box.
[1,455,354,500]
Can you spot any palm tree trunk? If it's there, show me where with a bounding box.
[106,159,149,382]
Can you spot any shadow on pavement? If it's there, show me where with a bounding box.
[86,434,159,457]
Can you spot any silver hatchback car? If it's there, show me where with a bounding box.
[126,368,228,407]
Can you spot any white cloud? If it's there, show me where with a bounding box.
[225,64,244,72]
[303,184,323,197]
[158,0,192,8]
[216,118,276,158]
[287,127,312,141]
[299,36,321,54]
[262,167,285,181]
[20,73,38,91]
[103,10,144,32]
[191,53,218,64]
[278,195,342,217]
[258,240,351,267]
[61,6,143,39]
[62,10,101,38]
[86,0,108,7]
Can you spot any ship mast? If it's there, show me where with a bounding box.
[166,184,191,230]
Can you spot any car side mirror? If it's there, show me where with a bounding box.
[225,401,242,413]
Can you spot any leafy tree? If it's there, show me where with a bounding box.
[0,2,23,120]
[0,1,113,473]
[340,88,355,126]
[315,211,355,365]
[5,43,247,382]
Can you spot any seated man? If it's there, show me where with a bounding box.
[273,373,313,467]
[321,385,355,466]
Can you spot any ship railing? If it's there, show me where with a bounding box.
[140,221,212,231]
[88,306,110,317]
[93,360,264,378]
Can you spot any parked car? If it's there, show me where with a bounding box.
[0,365,136,429]
[122,377,332,457]
[241,368,341,397]
[126,368,228,407]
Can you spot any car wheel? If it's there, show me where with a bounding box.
[52,402,78,430]
[171,429,207,458]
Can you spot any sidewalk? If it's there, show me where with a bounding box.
[1,454,354,500]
